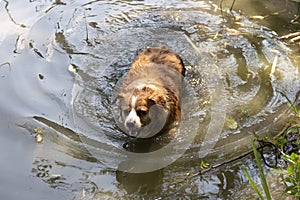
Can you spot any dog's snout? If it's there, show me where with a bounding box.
[126,121,135,129]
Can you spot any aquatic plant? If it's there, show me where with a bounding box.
[244,92,300,199]
[273,152,300,198]
[272,93,300,198]
[244,139,272,200]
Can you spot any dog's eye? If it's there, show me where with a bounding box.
[137,110,147,117]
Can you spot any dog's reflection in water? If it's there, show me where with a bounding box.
[116,169,163,195]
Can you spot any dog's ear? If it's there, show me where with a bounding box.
[149,94,166,107]
[147,99,156,107]
[112,93,124,104]
[116,93,125,99]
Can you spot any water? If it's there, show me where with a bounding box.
[0,0,299,199]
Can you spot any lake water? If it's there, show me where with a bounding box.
[0,0,299,199]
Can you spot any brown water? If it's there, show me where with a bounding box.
[0,0,299,199]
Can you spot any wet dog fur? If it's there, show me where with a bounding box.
[116,46,185,138]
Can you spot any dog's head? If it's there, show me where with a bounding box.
[117,85,169,138]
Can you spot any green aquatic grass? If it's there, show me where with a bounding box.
[252,139,272,200]
[244,139,272,200]
[277,90,300,118]
[243,166,264,199]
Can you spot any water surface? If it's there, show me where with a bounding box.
[0,0,299,199]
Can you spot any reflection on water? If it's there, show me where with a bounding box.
[0,0,299,199]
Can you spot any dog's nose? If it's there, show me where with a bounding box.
[126,121,135,129]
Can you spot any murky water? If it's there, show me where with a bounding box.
[0,0,299,199]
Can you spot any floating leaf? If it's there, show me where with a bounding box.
[234,16,242,21]
[34,128,43,134]
[226,28,240,35]
[225,118,238,130]
[213,31,220,39]
[250,16,265,20]
[35,133,43,143]
[34,128,44,143]
[270,49,280,54]
[200,160,210,169]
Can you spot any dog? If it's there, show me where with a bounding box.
[115,46,185,138]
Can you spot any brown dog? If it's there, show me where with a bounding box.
[116,46,185,138]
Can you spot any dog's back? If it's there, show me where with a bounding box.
[131,46,185,76]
